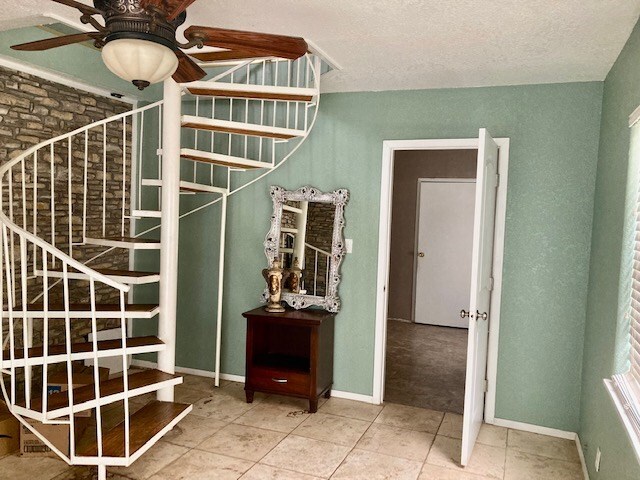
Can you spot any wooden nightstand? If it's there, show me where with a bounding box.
[242,307,335,413]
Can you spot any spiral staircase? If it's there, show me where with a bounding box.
[0,53,321,478]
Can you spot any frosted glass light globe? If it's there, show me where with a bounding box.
[102,39,179,89]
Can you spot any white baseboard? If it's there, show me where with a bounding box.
[575,434,591,480]
[491,417,576,440]
[130,359,374,402]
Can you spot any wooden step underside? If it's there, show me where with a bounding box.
[181,149,272,170]
[22,370,181,419]
[85,237,160,250]
[1,336,164,368]
[78,400,191,459]
[185,81,317,102]
[36,268,160,285]
[2,303,159,319]
[182,116,306,140]
[141,178,230,194]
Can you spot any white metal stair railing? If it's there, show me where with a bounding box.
[0,51,322,477]
[0,100,190,475]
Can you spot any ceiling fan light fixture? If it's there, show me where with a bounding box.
[101,38,178,90]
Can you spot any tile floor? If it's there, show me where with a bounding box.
[0,375,585,479]
[385,320,468,414]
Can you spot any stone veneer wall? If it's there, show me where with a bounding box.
[0,66,132,391]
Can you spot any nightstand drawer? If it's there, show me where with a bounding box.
[248,367,310,396]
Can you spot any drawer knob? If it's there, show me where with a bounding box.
[272,378,288,383]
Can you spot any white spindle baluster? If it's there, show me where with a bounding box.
[194,96,200,182]
[138,111,145,211]
[61,262,75,458]
[68,139,73,256]
[3,226,16,405]
[83,130,88,243]
[50,143,55,265]
[120,290,130,458]
[19,236,30,407]
[32,151,38,274]
[122,117,127,237]
[41,249,49,417]
[89,278,103,457]
[103,124,107,237]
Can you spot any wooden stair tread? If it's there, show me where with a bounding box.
[185,82,316,102]
[181,150,268,170]
[6,336,163,360]
[78,400,190,457]
[181,117,305,140]
[86,236,159,244]
[28,370,179,413]
[44,268,159,278]
[13,303,158,313]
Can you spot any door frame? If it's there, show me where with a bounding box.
[412,178,477,326]
[373,137,510,424]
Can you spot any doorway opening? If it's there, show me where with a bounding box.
[384,150,477,414]
[374,134,509,465]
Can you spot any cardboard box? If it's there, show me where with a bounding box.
[47,366,109,417]
[20,416,90,457]
[0,403,19,456]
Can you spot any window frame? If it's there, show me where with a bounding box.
[605,104,640,464]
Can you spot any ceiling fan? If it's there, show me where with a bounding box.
[11,0,309,90]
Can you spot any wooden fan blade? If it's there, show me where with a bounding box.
[51,0,103,16]
[173,50,207,83]
[140,0,197,21]
[11,32,101,52]
[185,26,308,60]
[190,49,262,62]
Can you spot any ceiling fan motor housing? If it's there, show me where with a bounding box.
[94,0,186,50]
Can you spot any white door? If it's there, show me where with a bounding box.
[414,180,476,328]
[461,129,499,465]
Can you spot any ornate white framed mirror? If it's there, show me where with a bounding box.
[264,185,349,312]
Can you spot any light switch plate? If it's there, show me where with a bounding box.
[345,239,353,253]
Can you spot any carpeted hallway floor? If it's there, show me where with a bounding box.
[384,320,468,414]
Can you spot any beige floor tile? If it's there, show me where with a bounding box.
[438,413,463,439]
[426,436,505,479]
[234,403,310,433]
[375,403,444,433]
[191,390,256,422]
[261,393,326,411]
[319,397,383,422]
[504,449,584,480]
[477,424,508,447]
[331,449,423,480]
[51,466,130,479]
[0,455,69,480]
[223,382,266,403]
[356,423,434,462]
[260,435,350,478]
[162,414,227,448]
[507,430,580,463]
[148,450,253,480]
[175,386,213,404]
[111,441,189,479]
[240,463,323,480]
[197,423,286,461]
[181,374,223,392]
[419,463,492,479]
[292,412,370,447]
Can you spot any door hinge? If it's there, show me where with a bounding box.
[488,276,494,291]
[484,379,488,393]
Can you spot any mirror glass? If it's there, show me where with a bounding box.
[265,186,349,312]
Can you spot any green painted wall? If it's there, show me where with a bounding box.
[579,19,640,480]
[157,82,603,432]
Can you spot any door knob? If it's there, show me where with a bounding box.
[418,252,425,258]
[476,311,488,320]
[460,310,472,318]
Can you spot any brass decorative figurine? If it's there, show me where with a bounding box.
[288,257,303,294]
[263,259,286,312]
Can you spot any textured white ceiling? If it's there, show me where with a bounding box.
[2,0,640,93]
